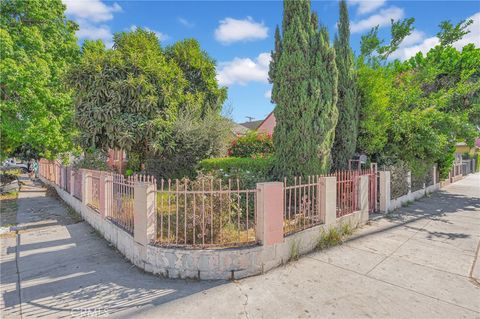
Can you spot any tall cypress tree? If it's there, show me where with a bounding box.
[271,0,338,176]
[268,26,282,103]
[331,0,359,170]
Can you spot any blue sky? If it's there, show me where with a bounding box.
[63,0,480,123]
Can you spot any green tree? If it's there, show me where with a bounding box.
[271,0,338,176]
[0,0,80,159]
[68,29,229,173]
[68,30,185,163]
[357,19,479,178]
[166,39,227,117]
[360,18,415,66]
[331,0,358,170]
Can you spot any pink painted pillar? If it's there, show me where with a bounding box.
[256,182,284,246]
[99,172,112,219]
[133,182,157,245]
[318,176,337,225]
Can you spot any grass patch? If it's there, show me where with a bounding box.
[401,200,414,207]
[316,223,356,251]
[0,191,18,228]
[289,239,300,262]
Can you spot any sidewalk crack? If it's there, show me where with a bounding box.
[234,281,249,319]
[365,219,433,275]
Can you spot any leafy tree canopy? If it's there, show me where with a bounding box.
[67,30,228,165]
[0,0,80,160]
[357,18,479,178]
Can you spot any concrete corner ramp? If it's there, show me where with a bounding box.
[1,174,479,318]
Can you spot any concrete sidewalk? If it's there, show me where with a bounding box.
[1,174,479,318]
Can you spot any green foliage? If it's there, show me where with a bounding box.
[331,0,359,170]
[68,31,182,160]
[360,18,415,65]
[437,19,474,46]
[198,157,275,188]
[316,224,355,250]
[165,39,227,116]
[199,157,274,174]
[73,149,110,171]
[67,30,227,166]
[357,18,479,177]
[228,131,274,158]
[0,0,80,159]
[145,111,232,179]
[271,0,338,176]
[289,239,300,261]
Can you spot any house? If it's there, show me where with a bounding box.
[106,149,127,172]
[238,111,276,135]
[455,138,480,156]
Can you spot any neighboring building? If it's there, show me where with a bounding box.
[238,112,276,135]
[107,149,127,172]
[231,122,250,136]
[238,119,263,131]
[455,138,480,155]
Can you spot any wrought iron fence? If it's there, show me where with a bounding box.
[107,173,135,235]
[86,170,101,212]
[334,170,359,217]
[283,175,323,236]
[154,177,258,248]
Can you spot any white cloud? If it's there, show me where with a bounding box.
[389,36,439,60]
[349,0,386,15]
[264,89,272,99]
[351,6,404,33]
[389,12,480,61]
[129,25,169,42]
[63,0,122,47]
[178,17,194,28]
[63,0,121,23]
[214,17,268,44]
[400,30,426,47]
[451,12,480,50]
[76,21,114,47]
[216,52,271,86]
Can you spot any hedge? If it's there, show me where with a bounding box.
[199,157,273,172]
[228,131,274,158]
[197,157,275,187]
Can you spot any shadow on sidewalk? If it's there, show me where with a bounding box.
[1,182,224,318]
[348,188,480,244]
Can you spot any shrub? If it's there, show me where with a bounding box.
[146,111,233,179]
[228,131,274,158]
[197,157,275,188]
[73,149,110,171]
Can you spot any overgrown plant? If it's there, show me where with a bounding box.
[228,131,274,158]
[289,239,301,262]
[316,223,355,250]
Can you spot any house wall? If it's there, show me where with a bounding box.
[257,113,276,135]
[106,149,127,172]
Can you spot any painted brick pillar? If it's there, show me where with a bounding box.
[69,169,75,195]
[407,171,412,194]
[378,171,391,213]
[82,170,90,204]
[318,176,336,226]
[99,173,113,219]
[256,182,284,246]
[358,175,369,224]
[133,182,157,246]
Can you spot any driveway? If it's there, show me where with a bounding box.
[1,174,479,318]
